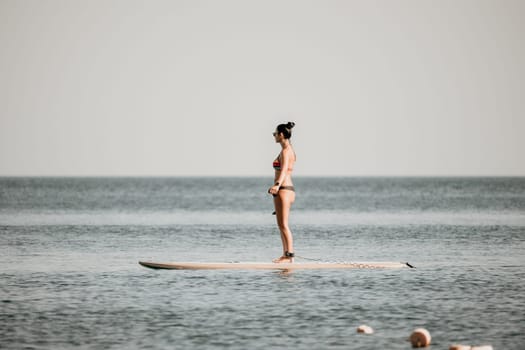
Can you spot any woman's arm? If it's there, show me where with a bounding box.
[269,149,293,195]
[274,149,292,186]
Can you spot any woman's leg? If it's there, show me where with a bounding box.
[273,190,295,262]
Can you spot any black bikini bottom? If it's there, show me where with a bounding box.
[272,186,295,199]
[272,186,295,214]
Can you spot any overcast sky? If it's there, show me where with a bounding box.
[1,0,523,176]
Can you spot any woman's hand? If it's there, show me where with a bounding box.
[268,185,279,195]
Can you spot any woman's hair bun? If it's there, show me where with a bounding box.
[276,121,295,139]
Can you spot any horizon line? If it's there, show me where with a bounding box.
[1,174,524,178]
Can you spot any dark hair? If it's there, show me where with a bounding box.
[276,122,296,139]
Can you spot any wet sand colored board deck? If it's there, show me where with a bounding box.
[139,261,413,270]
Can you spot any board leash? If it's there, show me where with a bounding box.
[295,254,324,262]
[295,255,364,265]
[296,255,415,268]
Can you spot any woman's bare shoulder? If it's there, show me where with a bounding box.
[282,147,296,159]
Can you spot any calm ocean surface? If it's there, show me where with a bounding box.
[1,177,524,349]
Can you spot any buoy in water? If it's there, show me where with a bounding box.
[449,344,493,350]
[410,328,431,347]
[449,345,471,350]
[356,325,374,334]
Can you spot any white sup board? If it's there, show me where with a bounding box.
[139,261,413,270]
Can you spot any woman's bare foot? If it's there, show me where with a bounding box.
[272,252,294,263]
[273,255,288,263]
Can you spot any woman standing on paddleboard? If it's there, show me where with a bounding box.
[268,122,297,263]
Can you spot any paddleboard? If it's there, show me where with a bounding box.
[139,261,413,270]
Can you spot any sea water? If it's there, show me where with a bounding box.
[1,177,524,349]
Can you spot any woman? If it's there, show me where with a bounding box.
[268,122,297,263]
